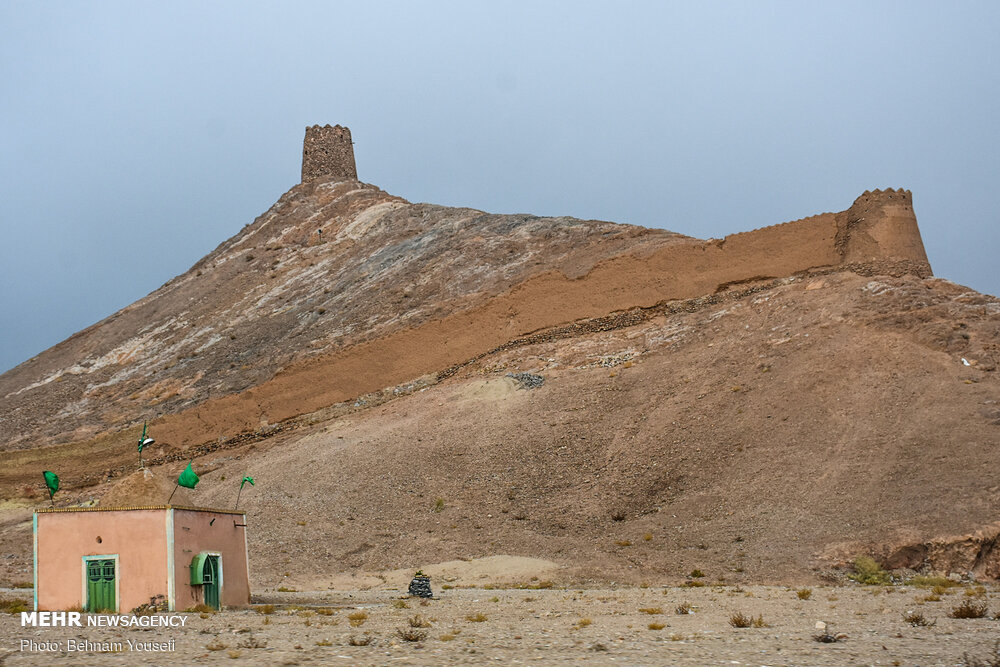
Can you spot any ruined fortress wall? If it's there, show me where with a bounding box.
[151,188,931,447]
[838,189,930,275]
[301,125,357,182]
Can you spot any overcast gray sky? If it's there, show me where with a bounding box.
[2,1,998,374]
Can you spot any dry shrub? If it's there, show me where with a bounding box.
[639,607,662,615]
[675,602,692,615]
[848,556,891,585]
[396,628,427,642]
[254,604,275,615]
[950,599,989,619]
[966,585,987,598]
[729,612,767,628]
[729,612,752,628]
[348,610,368,627]
[903,610,936,627]
[408,614,431,628]
[0,597,30,614]
[797,588,812,600]
[466,612,488,622]
[910,575,958,588]
[238,636,267,649]
[205,639,228,651]
[348,634,373,646]
[392,599,409,609]
[648,622,665,630]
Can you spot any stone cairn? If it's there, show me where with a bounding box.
[408,571,433,598]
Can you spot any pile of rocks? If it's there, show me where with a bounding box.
[506,372,544,389]
[408,574,433,598]
[131,594,168,615]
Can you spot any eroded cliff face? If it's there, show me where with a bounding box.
[0,180,928,452]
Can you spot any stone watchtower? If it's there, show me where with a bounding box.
[301,124,357,182]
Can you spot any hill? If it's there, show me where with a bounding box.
[1,130,996,587]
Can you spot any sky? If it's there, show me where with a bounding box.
[1,1,998,374]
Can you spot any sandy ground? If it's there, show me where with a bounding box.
[2,584,998,666]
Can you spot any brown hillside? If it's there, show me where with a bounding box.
[3,130,997,586]
[189,272,1000,585]
[0,179,927,457]
[2,271,997,588]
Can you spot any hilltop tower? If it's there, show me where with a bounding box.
[838,188,931,277]
[301,124,357,182]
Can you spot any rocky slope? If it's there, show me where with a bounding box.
[0,178,687,451]
[0,173,996,586]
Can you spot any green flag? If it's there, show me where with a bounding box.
[43,471,59,499]
[177,461,199,489]
[240,476,255,490]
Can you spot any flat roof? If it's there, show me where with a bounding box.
[34,505,246,516]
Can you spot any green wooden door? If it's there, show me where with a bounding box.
[86,559,116,612]
[202,556,220,609]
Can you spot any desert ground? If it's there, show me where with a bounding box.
[2,579,999,666]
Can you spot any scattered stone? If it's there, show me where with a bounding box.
[131,594,168,615]
[506,373,544,389]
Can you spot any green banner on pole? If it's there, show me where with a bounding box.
[43,471,59,499]
[177,462,199,489]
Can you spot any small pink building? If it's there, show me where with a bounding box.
[33,505,251,612]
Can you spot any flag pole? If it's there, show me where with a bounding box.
[234,485,243,511]
[167,483,179,504]
[137,421,148,470]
